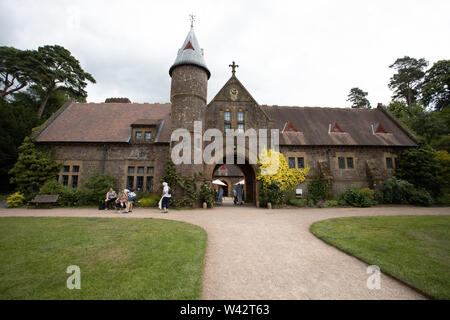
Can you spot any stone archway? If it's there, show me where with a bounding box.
[205,156,258,206]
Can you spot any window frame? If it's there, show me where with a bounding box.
[338,157,346,169]
[237,111,244,122]
[288,157,296,169]
[224,111,231,122]
[297,157,305,169]
[346,157,354,169]
[135,131,142,140]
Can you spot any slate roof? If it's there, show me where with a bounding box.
[261,105,417,146]
[169,27,210,79]
[35,101,171,143]
[35,101,417,147]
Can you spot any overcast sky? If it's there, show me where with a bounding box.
[1,0,449,107]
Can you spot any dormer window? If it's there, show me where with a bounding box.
[372,123,388,134]
[131,119,160,143]
[329,122,344,133]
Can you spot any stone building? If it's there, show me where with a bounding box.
[33,24,418,206]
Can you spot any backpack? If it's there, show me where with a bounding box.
[128,191,136,198]
[98,202,105,210]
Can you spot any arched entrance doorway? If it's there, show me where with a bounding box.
[206,156,258,205]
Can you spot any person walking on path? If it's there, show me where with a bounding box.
[160,182,171,214]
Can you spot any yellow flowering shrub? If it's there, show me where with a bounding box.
[7,192,25,208]
[257,147,309,191]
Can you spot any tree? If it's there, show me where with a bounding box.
[422,60,450,111]
[12,84,70,121]
[0,99,39,192]
[395,144,444,198]
[389,56,428,106]
[34,45,95,118]
[347,87,371,109]
[8,136,61,197]
[387,102,446,145]
[0,47,38,100]
[257,148,309,191]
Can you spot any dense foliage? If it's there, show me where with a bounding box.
[340,186,374,207]
[160,160,199,208]
[307,178,332,203]
[257,148,309,191]
[259,181,285,208]
[138,194,160,207]
[82,173,118,205]
[380,177,433,207]
[8,137,61,199]
[200,183,215,208]
[395,145,443,198]
[1,44,94,193]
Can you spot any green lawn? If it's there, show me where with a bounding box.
[310,215,450,299]
[0,217,207,299]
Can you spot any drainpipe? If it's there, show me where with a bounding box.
[327,148,332,168]
[102,144,107,173]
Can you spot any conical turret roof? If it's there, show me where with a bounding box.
[169,27,211,79]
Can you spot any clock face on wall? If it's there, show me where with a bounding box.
[230,87,238,101]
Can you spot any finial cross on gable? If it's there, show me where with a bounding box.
[229,61,239,75]
[189,14,195,28]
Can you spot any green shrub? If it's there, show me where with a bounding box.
[200,184,215,208]
[8,136,61,198]
[307,178,331,203]
[288,198,307,207]
[341,186,374,207]
[138,194,160,207]
[82,173,117,205]
[317,200,326,208]
[395,145,444,198]
[59,188,86,207]
[325,200,339,207]
[381,177,433,206]
[7,192,25,208]
[307,198,316,207]
[39,179,65,195]
[259,181,285,208]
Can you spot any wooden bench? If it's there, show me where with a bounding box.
[29,194,59,208]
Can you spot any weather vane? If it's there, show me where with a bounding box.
[229,61,239,75]
[189,14,195,28]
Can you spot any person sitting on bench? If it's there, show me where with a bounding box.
[105,188,117,210]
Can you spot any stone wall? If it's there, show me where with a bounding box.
[280,145,400,196]
[47,142,170,193]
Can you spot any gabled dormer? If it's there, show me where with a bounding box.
[328,122,345,133]
[371,122,388,134]
[131,119,162,144]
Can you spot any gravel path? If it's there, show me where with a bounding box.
[1,205,449,299]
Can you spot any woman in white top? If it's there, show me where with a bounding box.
[161,182,171,213]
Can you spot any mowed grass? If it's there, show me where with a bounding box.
[0,217,207,299]
[310,215,450,299]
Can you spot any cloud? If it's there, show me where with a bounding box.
[1,0,449,107]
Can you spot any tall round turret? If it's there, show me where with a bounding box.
[169,27,210,133]
[169,26,210,179]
